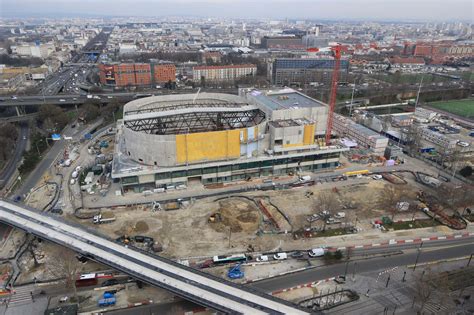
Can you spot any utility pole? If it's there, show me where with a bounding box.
[414,249,421,270]
[414,75,424,112]
[344,260,350,279]
[349,79,356,117]
[385,274,391,288]
[352,262,357,281]
[413,242,423,271]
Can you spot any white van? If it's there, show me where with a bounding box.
[273,253,288,260]
[299,175,312,182]
[256,255,269,262]
[308,247,325,257]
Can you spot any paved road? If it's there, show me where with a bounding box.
[0,122,29,189]
[14,120,103,198]
[251,239,474,293]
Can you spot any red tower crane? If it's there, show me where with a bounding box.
[325,45,343,145]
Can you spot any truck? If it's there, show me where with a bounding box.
[98,292,116,307]
[87,94,93,99]
[93,213,116,224]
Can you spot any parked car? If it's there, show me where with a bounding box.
[308,247,325,257]
[306,214,320,222]
[372,174,383,180]
[101,279,119,287]
[291,251,304,259]
[256,255,269,262]
[334,212,346,219]
[273,253,288,260]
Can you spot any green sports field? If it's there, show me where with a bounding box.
[426,99,474,118]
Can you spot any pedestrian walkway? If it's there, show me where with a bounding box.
[4,284,35,307]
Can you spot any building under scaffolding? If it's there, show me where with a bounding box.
[112,89,348,192]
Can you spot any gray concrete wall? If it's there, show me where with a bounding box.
[123,128,177,167]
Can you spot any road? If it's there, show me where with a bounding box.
[251,238,474,293]
[0,123,29,189]
[14,120,102,198]
[0,88,242,107]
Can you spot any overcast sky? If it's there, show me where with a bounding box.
[1,0,472,21]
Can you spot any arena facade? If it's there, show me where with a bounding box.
[112,88,348,192]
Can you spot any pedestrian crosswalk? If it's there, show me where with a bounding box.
[422,300,451,314]
[3,284,35,307]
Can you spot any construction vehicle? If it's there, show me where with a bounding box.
[93,213,116,224]
[208,213,222,223]
[98,292,116,307]
[227,263,244,279]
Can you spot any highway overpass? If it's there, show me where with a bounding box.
[0,89,240,107]
[0,200,310,315]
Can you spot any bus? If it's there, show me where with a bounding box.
[212,254,247,264]
[75,273,98,287]
[344,169,370,177]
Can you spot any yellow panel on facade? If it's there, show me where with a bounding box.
[303,124,316,145]
[176,129,241,164]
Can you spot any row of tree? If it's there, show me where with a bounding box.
[0,123,19,165]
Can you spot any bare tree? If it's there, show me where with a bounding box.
[402,124,423,155]
[314,192,339,232]
[377,185,404,221]
[414,268,452,313]
[436,183,474,214]
[46,247,80,302]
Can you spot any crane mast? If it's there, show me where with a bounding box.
[325,45,342,145]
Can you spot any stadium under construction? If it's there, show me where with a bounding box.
[112,88,348,192]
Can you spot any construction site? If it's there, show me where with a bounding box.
[0,45,472,315]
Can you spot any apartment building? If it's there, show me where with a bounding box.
[98,62,176,87]
[268,58,350,86]
[192,64,256,83]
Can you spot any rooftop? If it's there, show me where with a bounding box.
[251,89,325,111]
[269,118,313,128]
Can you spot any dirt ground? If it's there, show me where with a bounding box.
[15,241,104,285]
[64,172,435,260]
[24,183,57,210]
[211,198,261,233]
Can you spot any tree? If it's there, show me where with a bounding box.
[100,100,121,118]
[414,268,452,313]
[314,192,339,232]
[81,103,100,122]
[402,124,423,155]
[459,166,472,177]
[438,183,474,214]
[0,123,18,140]
[38,104,69,131]
[377,185,404,221]
[46,247,81,302]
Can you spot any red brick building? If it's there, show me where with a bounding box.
[153,64,176,84]
[98,62,176,87]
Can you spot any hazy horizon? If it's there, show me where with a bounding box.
[1,0,473,22]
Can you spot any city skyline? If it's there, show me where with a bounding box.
[1,0,472,22]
